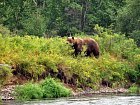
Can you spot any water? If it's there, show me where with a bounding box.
[2,95,140,105]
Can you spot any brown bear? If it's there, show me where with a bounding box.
[67,37,99,58]
[67,37,84,56]
[83,38,100,58]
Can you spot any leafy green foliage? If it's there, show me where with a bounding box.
[116,0,140,46]
[14,83,43,101]
[0,34,70,80]
[21,13,46,36]
[128,85,140,94]
[41,78,71,98]
[87,0,125,28]
[0,25,11,36]
[0,65,12,85]
[0,26,140,89]
[14,78,71,100]
[129,30,140,46]
[0,0,126,36]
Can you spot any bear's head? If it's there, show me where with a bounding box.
[67,37,75,44]
[67,37,84,45]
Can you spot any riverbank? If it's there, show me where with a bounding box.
[0,85,128,100]
[72,87,128,97]
[0,35,139,101]
[0,35,140,100]
[0,85,16,100]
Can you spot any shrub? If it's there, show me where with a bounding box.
[14,78,71,100]
[41,78,71,98]
[0,64,13,85]
[128,85,140,94]
[21,14,46,37]
[16,60,45,80]
[0,29,140,90]
[130,30,140,46]
[14,83,43,101]
[0,25,11,36]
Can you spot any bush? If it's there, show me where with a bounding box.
[14,83,43,101]
[129,30,140,47]
[21,14,46,37]
[0,64,13,85]
[0,29,140,89]
[0,25,11,36]
[14,78,71,100]
[16,60,45,80]
[128,85,140,94]
[41,78,71,98]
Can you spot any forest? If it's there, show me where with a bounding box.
[0,0,140,46]
[0,0,140,100]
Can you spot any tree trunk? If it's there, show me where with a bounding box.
[81,0,87,31]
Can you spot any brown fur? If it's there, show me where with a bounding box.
[67,37,83,56]
[83,38,99,58]
[67,37,99,58]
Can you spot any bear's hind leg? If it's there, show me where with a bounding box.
[92,49,99,59]
[85,50,91,57]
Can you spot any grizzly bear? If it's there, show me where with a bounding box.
[83,38,99,58]
[67,37,99,58]
[67,37,84,56]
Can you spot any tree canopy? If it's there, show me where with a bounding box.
[116,0,140,46]
[0,0,140,45]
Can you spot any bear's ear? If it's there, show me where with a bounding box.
[72,37,74,40]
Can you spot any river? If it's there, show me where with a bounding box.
[2,95,140,105]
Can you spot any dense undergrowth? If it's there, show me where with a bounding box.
[0,26,140,91]
[14,78,71,100]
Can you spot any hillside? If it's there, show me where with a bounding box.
[0,30,140,90]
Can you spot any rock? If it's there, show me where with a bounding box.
[117,88,128,93]
[72,86,128,97]
[0,85,16,100]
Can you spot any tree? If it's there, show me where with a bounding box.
[116,0,140,46]
[0,0,25,31]
[0,0,126,36]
